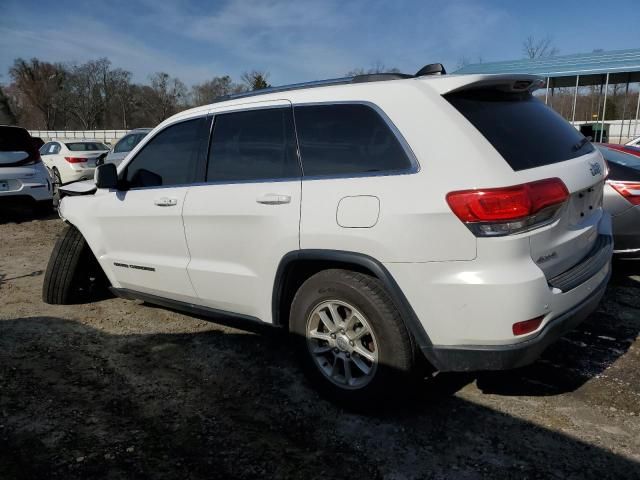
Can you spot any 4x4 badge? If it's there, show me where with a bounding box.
[589,162,602,176]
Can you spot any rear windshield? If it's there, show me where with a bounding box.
[65,142,108,151]
[0,126,33,152]
[446,89,594,171]
[0,126,38,167]
[596,145,640,181]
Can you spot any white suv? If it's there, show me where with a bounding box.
[43,67,613,403]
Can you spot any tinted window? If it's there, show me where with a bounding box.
[294,104,412,177]
[207,107,300,182]
[0,126,38,166]
[126,117,209,188]
[66,142,109,151]
[40,142,52,155]
[446,90,594,171]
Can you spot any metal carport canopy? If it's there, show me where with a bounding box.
[454,48,640,88]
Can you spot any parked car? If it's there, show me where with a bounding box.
[626,136,640,147]
[42,69,612,404]
[0,125,52,211]
[40,139,109,200]
[102,128,152,168]
[603,143,640,158]
[597,144,640,260]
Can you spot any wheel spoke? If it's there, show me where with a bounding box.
[354,344,375,362]
[350,324,371,341]
[312,344,333,355]
[308,329,331,342]
[343,357,353,385]
[343,312,357,332]
[351,355,371,375]
[318,310,336,332]
[330,354,340,377]
[327,303,343,328]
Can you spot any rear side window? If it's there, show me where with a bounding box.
[207,107,300,182]
[294,104,412,176]
[446,90,594,171]
[114,135,135,153]
[126,117,209,188]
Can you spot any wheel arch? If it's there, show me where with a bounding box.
[271,250,433,350]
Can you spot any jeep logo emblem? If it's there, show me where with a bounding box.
[589,162,602,176]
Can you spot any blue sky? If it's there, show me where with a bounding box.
[1,0,638,87]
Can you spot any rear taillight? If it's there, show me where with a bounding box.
[608,181,640,206]
[446,178,569,237]
[65,156,87,164]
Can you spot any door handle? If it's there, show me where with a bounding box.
[256,194,291,205]
[154,197,178,207]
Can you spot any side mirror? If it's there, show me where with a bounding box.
[95,152,107,166]
[95,163,119,189]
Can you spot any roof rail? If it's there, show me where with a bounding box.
[214,63,446,103]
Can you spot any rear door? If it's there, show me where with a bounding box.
[182,101,301,322]
[445,85,607,278]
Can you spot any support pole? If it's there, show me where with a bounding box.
[633,86,640,140]
[600,73,609,143]
[620,79,629,144]
[545,77,550,105]
[572,75,579,125]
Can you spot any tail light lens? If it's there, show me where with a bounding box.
[608,181,640,206]
[447,178,569,237]
[512,316,544,336]
[65,156,88,164]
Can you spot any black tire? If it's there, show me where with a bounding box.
[289,269,417,406]
[42,225,106,304]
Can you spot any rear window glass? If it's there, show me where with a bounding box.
[294,104,412,177]
[596,145,640,181]
[0,126,33,152]
[65,142,109,151]
[446,90,594,171]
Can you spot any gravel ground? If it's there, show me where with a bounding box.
[1,209,639,479]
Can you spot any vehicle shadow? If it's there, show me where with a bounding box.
[0,203,56,225]
[1,315,638,479]
[475,264,640,396]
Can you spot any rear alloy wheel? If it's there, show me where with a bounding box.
[306,299,379,389]
[290,269,417,405]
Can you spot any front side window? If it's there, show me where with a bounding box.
[125,117,209,188]
[207,107,300,182]
[294,104,413,177]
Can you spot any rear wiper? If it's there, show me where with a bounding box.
[572,137,591,152]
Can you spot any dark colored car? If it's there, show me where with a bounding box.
[597,144,640,260]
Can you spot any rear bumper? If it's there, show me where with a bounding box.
[423,268,610,371]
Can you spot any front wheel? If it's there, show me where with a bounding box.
[289,269,417,405]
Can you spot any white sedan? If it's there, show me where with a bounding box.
[626,136,640,147]
[40,139,109,187]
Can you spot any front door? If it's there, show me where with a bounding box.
[92,116,210,302]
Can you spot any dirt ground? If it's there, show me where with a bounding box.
[1,208,639,479]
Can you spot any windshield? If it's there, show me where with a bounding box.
[65,142,109,151]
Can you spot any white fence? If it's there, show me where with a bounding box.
[28,130,129,146]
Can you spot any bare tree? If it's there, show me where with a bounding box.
[142,72,188,124]
[0,86,17,124]
[346,62,401,76]
[241,70,270,90]
[9,58,67,129]
[191,75,245,105]
[523,35,559,59]
[66,58,112,129]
